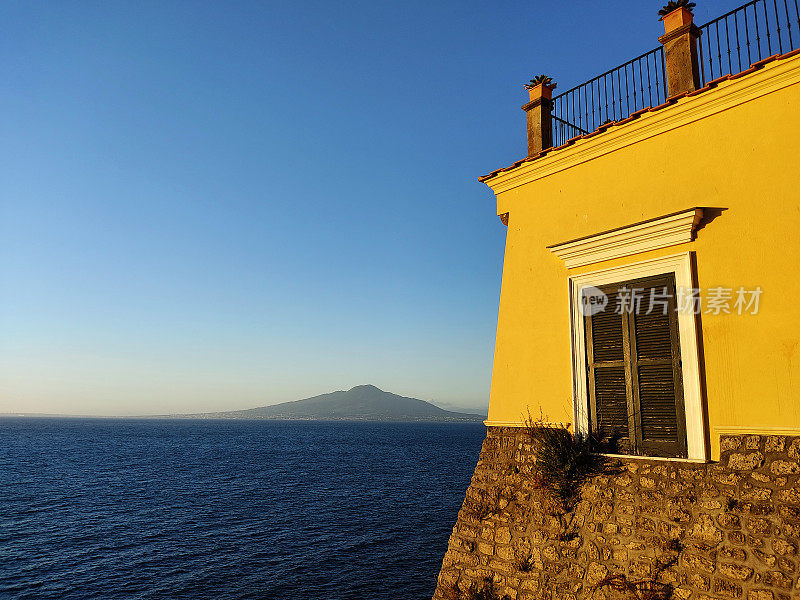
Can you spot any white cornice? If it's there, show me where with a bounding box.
[548,208,703,268]
[484,52,800,196]
[714,426,800,436]
[483,420,571,428]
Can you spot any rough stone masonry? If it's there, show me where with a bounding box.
[432,428,800,600]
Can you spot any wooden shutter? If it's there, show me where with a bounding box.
[584,273,687,458]
[628,274,687,458]
[586,285,633,451]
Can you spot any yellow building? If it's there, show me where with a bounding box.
[481,4,800,462]
[433,5,800,599]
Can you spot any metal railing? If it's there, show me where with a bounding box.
[549,0,800,148]
[698,0,800,85]
[551,47,667,147]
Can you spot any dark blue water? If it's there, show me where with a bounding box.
[0,419,483,600]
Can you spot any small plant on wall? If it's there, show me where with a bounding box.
[513,551,535,573]
[658,0,696,17]
[465,487,500,521]
[440,578,512,600]
[524,74,554,90]
[524,409,614,514]
[467,577,512,600]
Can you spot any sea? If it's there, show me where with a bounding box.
[0,418,485,600]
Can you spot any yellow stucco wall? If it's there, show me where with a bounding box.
[484,53,800,459]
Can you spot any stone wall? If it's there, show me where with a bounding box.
[432,427,800,600]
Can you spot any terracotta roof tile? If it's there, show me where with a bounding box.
[478,49,799,184]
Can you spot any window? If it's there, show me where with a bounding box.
[569,253,706,461]
[585,273,687,458]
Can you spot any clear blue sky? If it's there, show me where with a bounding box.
[1,1,743,415]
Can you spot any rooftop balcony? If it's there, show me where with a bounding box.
[481,0,800,182]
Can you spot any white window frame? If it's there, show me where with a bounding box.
[568,252,707,461]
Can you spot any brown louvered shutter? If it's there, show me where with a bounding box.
[584,273,687,458]
[585,286,632,450]
[628,274,687,457]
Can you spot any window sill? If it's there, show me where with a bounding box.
[595,452,709,463]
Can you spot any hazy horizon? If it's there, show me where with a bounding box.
[0,384,489,417]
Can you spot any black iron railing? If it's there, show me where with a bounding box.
[549,0,800,148]
[551,47,667,147]
[698,0,800,85]
[552,115,589,145]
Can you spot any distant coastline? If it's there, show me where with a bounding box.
[2,385,488,423]
[0,415,486,423]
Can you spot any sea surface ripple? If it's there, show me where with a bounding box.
[0,418,484,600]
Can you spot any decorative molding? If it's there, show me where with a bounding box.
[549,208,703,268]
[657,21,701,45]
[597,452,707,464]
[568,252,707,461]
[483,420,571,428]
[714,426,800,436]
[485,52,800,195]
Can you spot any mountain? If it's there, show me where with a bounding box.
[184,385,485,422]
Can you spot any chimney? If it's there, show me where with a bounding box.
[522,79,556,157]
[658,4,702,96]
